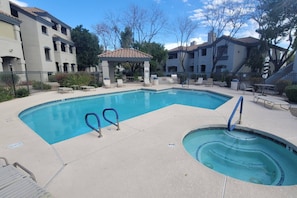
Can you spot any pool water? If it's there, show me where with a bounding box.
[183,127,297,186]
[19,89,230,144]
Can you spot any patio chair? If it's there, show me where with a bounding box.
[0,157,52,197]
[103,78,111,88]
[117,79,124,87]
[205,78,213,87]
[240,82,255,95]
[195,77,203,85]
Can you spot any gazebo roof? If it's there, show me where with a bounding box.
[98,48,153,62]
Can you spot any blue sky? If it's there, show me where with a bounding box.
[10,0,258,49]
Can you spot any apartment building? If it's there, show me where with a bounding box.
[166,32,285,78]
[0,0,26,80]
[0,0,77,82]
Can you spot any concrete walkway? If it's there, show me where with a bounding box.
[1,83,297,198]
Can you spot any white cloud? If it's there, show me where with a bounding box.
[9,0,28,7]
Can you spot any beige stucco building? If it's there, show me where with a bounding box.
[0,0,26,80]
[0,0,77,82]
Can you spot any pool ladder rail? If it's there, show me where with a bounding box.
[85,108,120,138]
[228,96,243,131]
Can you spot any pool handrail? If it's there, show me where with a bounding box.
[228,96,243,131]
[85,113,102,137]
[102,108,120,130]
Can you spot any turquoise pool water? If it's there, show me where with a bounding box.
[183,127,297,186]
[19,89,230,144]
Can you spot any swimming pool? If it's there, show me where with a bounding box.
[19,89,230,144]
[183,127,297,186]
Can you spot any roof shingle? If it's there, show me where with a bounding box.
[98,48,152,60]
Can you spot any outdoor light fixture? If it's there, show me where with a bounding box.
[9,63,16,97]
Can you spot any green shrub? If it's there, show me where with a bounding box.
[275,80,292,95]
[285,85,297,103]
[32,81,51,90]
[0,87,13,102]
[15,88,29,98]
[63,72,93,87]
[0,73,20,87]
[48,75,57,82]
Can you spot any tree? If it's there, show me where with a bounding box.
[174,16,199,72]
[134,42,167,73]
[71,25,102,71]
[94,3,167,50]
[192,0,256,72]
[120,26,134,48]
[254,0,297,72]
[122,4,167,44]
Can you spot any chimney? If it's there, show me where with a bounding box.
[190,41,197,46]
[208,31,216,44]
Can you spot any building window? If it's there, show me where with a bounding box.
[11,8,18,17]
[168,53,177,59]
[41,25,47,34]
[217,45,228,57]
[201,49,207,56]
[56,62,60,72]
[69,46,73,54]
[188,52,194,59]
[52,21,58,30]
[61,43,66,52]
[44,48,51,61]
[61,26,67,35]
[53,41,57,51]
[200,65,206,73]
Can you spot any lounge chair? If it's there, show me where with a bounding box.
[80,85,96,91]
[254,95,290,110]
[117,79,124,87]
[0,157,52,197]
[58,87,73,93]
[205,78,213,87]
[195,77,203,85]
[103,78,111,88]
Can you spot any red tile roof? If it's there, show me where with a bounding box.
[98,48,152,61]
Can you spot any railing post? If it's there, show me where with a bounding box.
[228,96,244,131]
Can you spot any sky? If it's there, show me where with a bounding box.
[10,0,259,50]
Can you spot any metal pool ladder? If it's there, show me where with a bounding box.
[103,108,120,131]
[84,108,120,138]
[85,113,102,137]
[228,96,243,131]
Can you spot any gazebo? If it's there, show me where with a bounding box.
[98,48,153,85]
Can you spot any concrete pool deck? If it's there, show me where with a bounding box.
[1,83,297,197]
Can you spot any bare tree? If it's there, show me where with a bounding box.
[174,16,199,72]
[122,4,167,44]
[93,12,121,51]
[191,0,256,72]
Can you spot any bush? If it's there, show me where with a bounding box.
[275,80,292,95]
[63,72,93,87]
[32,81,51,90]
[0,87,13,102]
[285,85,297,103]
[15,88,29,98]
[0,73,20,87]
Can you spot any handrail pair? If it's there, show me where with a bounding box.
[228,96,243,131]
[85,108,120,138]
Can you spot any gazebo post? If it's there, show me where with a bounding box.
[102,60,110,80]
[144,61,150,86]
